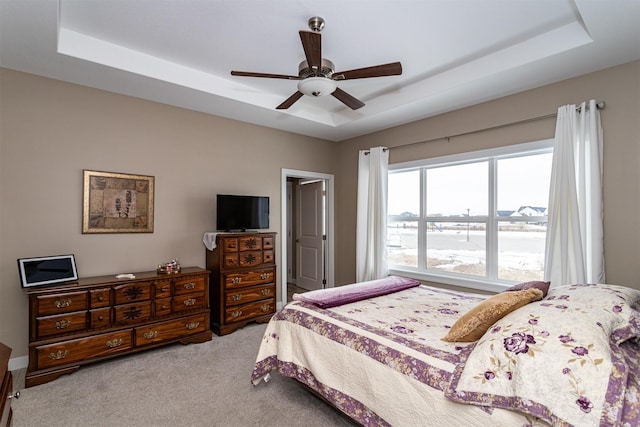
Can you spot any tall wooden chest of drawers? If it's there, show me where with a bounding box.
[25,267,211,387]
[206,232,276,335]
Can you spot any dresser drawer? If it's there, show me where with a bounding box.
[173,276,205,296]
[222,237,239,252]
[173,293,206,312]
[155,298,172,317]
[90,308,111,329]
[36,330,132,369]
[223,253,239,269]
[155,281,171,299]
[114,302,152,324]
[36,311,87,338]
[89,288,110,308]
[36,291,87,316]
[113,282,151,304]
[263,250,274,264]
[226,284,275,306]
[238,251,263,267]
[262,236,274,250]
[135,314,207,345]
[238,235,262,251]
[225,299,274,324]
[224,269,275,290]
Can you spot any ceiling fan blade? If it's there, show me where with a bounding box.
[231,71,301,80]
[332,62,402,80]
[299,31,322,72]
[331,87,365,110]
[276,91,304,110]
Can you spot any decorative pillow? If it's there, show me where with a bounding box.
[545,284,640,345]
[442,288,543,342]
[504,280,550,297]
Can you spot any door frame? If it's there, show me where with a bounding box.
[280,168,335,309]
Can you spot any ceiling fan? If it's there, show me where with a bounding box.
[230,16,402,110]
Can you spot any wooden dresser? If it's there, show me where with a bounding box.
[206,232,276,335]
[25,267,211,387]
[1,343,17,427]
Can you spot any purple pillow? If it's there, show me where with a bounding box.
[504,280,550,298]
[293,276,421,308]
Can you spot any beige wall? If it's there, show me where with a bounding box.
[2,60,639,360]
[0,69,337,358]
[336,60,640,289]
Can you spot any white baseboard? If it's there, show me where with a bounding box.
[9,355,28,371]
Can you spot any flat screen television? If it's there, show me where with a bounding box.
[216,194,269,231]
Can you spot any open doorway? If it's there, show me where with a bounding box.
[280,169,335,309]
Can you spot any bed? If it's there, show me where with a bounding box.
[251,276,640,426]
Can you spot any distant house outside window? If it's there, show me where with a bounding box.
[387,140,553,292]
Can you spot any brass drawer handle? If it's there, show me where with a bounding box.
[97,295,104,302]
[261,289,271,296]
[55,319,71,329]
[106,338,124,348]
[143,330,159,339]
[260,304,270,312]
[54,298,71,308]
[183,282,196,290]
[231,277,242,284]
[185,321,200,330]
[160,286,169,293]
[231,294,242,301]
[48,350,69,360]
[183,298,196,306]
[231,310,242,318]
[260,273,270,280]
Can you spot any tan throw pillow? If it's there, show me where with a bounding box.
[442,288,544,342]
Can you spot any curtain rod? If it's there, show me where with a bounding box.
[363,100,605,154]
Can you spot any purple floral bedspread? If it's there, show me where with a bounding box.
[252,285,550,426]
[252,283,640,426]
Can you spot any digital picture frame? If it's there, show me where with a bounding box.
[17,254,79,288]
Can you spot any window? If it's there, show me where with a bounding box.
[387,140,553,291]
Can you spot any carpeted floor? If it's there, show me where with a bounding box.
[12,323,355,427]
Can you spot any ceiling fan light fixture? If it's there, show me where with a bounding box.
[297,77,337,97]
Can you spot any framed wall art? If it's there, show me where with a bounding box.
[82,170,154,233]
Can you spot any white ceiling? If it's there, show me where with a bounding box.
[1,0,639,141]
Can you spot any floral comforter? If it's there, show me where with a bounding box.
[252,283,640,426]
[252,285,547,426]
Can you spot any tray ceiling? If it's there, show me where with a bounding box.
[1,0,639,141]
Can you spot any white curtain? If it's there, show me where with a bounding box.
[544,100,605,286]
[356,146,389,282]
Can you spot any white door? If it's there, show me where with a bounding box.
[296,180,325,291]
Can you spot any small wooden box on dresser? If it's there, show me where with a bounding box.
[25,267,211,388]
[206,232,276,335]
